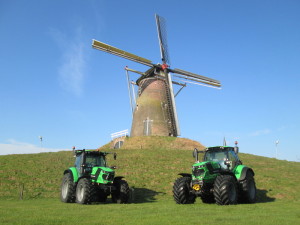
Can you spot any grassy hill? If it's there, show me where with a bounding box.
[0,136,299,202]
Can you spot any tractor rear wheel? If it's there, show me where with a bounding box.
[60,173,76,203]
[76,178,95,204]
[173,177,195,204]
[214,175,238,205]
[240,171,256,203]
[112,180,130,203]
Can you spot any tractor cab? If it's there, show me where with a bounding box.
[203,146,241,170]
[74,150,109,176]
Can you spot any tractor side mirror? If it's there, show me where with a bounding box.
[114,153,117,160]
[193,148,199,162]
[234,147,239,154]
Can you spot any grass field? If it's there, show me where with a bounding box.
[0,137,299,224]
[1,199,299,225]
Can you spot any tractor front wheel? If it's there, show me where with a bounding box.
[240,171,256,203]
[173,177,195,204]
[112,180,130,203]
[214,175,238,205]
[60,173,76,203]
[76,178,95,204]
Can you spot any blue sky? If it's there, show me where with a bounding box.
[0,0,299,161]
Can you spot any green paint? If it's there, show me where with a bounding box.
[68,167,79,182]
[91,167,115,184]
[233,165,245,180]
[191,161,220,183]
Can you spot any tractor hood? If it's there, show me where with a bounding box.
[192,161,221,181]
[91,166,115,184]
[192,161,221,170]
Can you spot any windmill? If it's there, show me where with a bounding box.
[92,14,221,137]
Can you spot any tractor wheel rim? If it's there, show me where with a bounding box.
[62,181,68,198]
[77,185,84,201]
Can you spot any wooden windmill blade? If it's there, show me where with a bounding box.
[92,40,154,67]
[173,74,221,88]
[170,68,221,87]
[155,14,170,65]
[156,14,180,136]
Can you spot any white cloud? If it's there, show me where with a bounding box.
[49,27,87,97]
[249,128,271,137]
[0,139,62,155]
[58,42,86,96]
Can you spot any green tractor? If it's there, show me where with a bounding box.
[60,149,130,204]
[173,144,256,205]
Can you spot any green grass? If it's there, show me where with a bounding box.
[0,137,300,224]
[1,199,299,225]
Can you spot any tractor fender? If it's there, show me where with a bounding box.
[236,166,255,181]
[114,176,125,181]
[64,167,79,183]
[178,173,192,178]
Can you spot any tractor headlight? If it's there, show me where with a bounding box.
[192,166,205,177]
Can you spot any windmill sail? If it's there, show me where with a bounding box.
[92,40,153,67]
[171,68,221,87]
[155,14,170,65]
[156,14,180,136]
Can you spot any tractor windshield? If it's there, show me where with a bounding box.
[204,149,228,169]
[86,154,106,167]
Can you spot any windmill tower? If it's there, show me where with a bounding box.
[92,14,221,137]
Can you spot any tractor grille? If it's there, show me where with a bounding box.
[102,172,114,182]
[192,167,205,177]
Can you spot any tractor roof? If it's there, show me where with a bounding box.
[74,149,110,155]
[206,146,234,151]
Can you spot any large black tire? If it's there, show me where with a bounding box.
[239,171,256,203]
[60,173,76,203]
[112,180,130,204]
[173,177,196,204]
[214,175,238,205]
[76,178,95,204]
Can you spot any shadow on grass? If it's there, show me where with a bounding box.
[256,189,276,203]
[131,187,166,203]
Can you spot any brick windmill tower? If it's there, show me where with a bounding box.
[92,14,221,137]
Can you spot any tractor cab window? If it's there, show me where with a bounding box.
[85,154,106,167]
[75,154,83,174]
[204,150,228,169]
[228,150,239,162]
[228,150,239,169]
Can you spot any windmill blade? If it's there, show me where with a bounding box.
[171,68,221,87]
[155,14,170,65]
[173,76,221,89]
[92,39,153,67]
[173,74,221,88]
